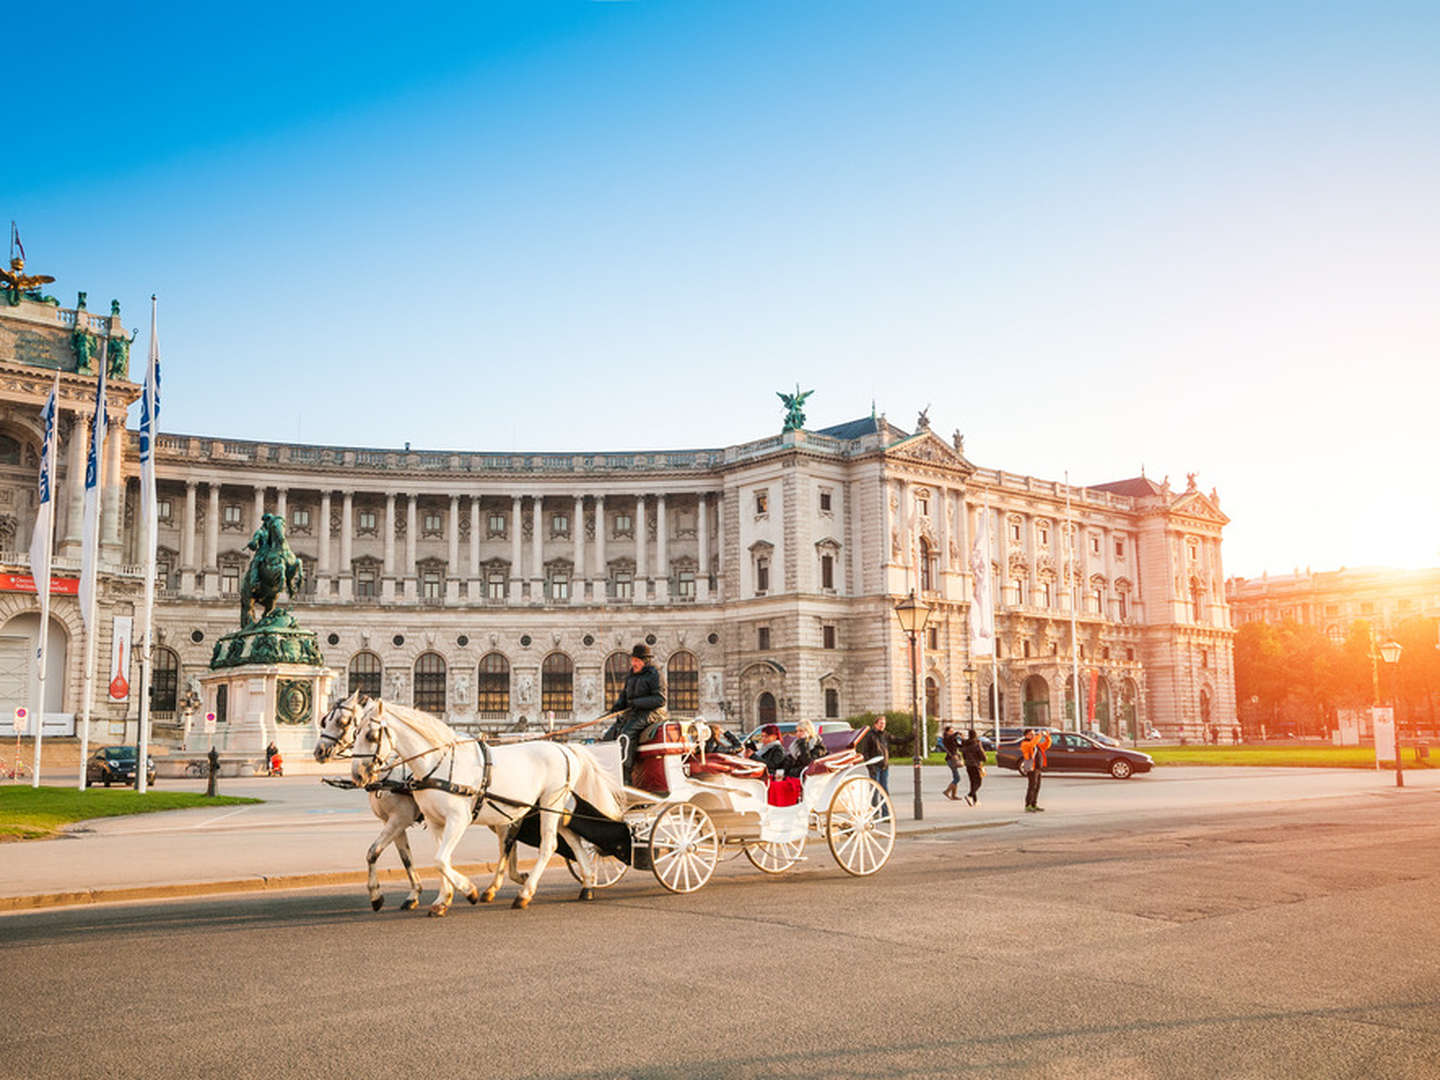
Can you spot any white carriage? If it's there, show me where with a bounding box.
[565,719,895,895]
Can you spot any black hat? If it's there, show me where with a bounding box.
[631,643,653,660]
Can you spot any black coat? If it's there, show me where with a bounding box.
[786,735,825,776]
[610,664,666,718]
[960,735,986,768]
[858,726,889,765]
[755,741,788,773]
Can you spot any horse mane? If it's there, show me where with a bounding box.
[374,698,459,744]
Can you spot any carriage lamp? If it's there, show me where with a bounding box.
[893,590,933,821]
[1380,640,1403,788]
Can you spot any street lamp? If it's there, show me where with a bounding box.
[1379,639,1403,788]
[894,590,933,821]
[963,665,976,732]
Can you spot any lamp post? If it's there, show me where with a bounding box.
[894,590,933,821]
[964,665,976,733]
[1379,639,1403,788]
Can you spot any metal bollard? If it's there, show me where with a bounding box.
[206,746,220,797]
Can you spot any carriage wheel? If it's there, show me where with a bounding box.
[564,840,630,889]
[744,837,805,875]
[648,803,719,894]
[825,776,895,877]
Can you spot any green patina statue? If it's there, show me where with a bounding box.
[106,330,136,379]
[777,384,814,432]
[73,329,98,375]
[241,513,303,629]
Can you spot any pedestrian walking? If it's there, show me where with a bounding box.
[941,724,962,800]
[858,716,890,814]
[264,740,278,777]
[1231,725,1241,746]
[960,728,987,806]
[1020,728,1051,812]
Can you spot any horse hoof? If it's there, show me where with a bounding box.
[370,896,385,912]
[511,896,531,910]
[427,905,448,918]
[479,888,497,904]
[466,886,480,905]
[578,887,595,902]
[400,898,418,911]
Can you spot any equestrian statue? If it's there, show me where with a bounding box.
[241,513,303,629]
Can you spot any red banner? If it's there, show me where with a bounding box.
[1087,668,1099,723]
[0,573,79,595]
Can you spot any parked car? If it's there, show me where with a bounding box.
[85,746,157,788]
[995,730,1153,779]
[740,720,852,742]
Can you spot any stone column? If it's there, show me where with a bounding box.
[446,494,461,603]
[100,416,124,560]
[60,412,87,556]
[635,495,648,599]
[1103,527,1115,619]
[340,491,354,601]
[509,495,523,602]
[405,495,418,597]
[997,505,1011,607]
[180,481,197,593]
[531,495,544,599]
[654,494,669,603]
[468,496,481,592]
[937,486,950,588]
[697,494,710,602]
[318,491,332,574]
[204,483,220,597]
[275,489,288,523]
[594,494,606,598]
[713,493,724,601]
[253,486,266,533]
[382,493,396,601]
[572,494,584,604]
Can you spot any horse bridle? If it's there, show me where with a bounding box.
[315,698,375,760]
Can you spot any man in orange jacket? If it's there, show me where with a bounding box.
[1020,729,1052,812]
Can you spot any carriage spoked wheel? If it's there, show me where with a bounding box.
[744,837,806,875]
[648,802,719,894]
[564,839,630,889]
[825,776,895,876]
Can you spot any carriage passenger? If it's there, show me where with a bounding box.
[785,719,825,777]
[703,723,743,756]
[754,724,788,774]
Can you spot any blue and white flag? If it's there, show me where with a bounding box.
[138,299,161,551]
[79,342,108,632]
[27,379,58,652]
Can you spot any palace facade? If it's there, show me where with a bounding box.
[1227,566,1440,641]
[0,282,1237,745]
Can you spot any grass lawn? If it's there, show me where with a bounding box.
[0,786,262,841]
[1147,745,1433,769]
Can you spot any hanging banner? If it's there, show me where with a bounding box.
[1087,668,1099,724]
[0,573,79,594]
[108,615,133,702]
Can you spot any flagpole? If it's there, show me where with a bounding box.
[136,297,159,794]
[1066,471,1081,733]
[986,501,998,748]
[77,341,107,789]
[30,375,59,787]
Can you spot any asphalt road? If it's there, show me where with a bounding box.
[3,786,1438,1079]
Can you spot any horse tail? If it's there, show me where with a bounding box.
[569,746,625,821]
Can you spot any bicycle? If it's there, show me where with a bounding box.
[1,760,32,780]
[185,759,209,778]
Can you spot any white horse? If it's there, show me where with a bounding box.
[351,699,626,916]
[314,692,426,912]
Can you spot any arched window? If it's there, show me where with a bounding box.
[151,646,180,714]
[348,651,382,697]
[477,652,509,717]
[757,692,777,727]
[924,677,939,721]
[667,650,698,715]
[919,538,934,592]
[413,653,447,714]
[1199,688,1213,727]
[824,687,840,718]
[1191,580,1205,622]
[541,653,573,717]
[604,652,630,709]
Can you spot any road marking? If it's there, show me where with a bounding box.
[191,807,252,829]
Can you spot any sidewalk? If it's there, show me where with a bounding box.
[3,763,1434,913]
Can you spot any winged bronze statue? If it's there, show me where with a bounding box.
[777,384,814,432]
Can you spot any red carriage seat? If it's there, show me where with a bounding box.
[804,748,863,776]
[686,752,767,781]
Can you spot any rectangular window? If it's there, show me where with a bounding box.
[552,513,569,538]
[421,570,442,599]
[819,490,832,513]
[1090,534,1100,555]
[356,568,377,597]
[613,572,633,600]
[1013,578,1025,605]
[223,504,242,526]
[221,568,239,595]
[157,499,172,523]
[487,571,506,600]
[823,624,836,650]
[550,573,569,601]
[488,512,506,537]
[1118,593,1128,618]
[676,570,696,598]
[1114,539,1125,558]
[1201,648,1209,669]
[1010,522,1021,542]
[292,507,311,529]
[1126,647,1135,662]
[1102,646,1111,660]
[359,510,377,532]
[1041,581,1052,607]
[757,626,771,650]
[917,497,929,517]
[613,513,632,537]
[756,558,770,594]
[755,490,769,515]
[1038,527,1049,547]
[926,626,938,650]
[821,554,834,590]
[423,512,443,536]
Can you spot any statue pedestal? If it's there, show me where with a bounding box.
[197,664,337,757]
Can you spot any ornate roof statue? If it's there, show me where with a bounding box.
[777,384,813,432]
[1,255,56,307]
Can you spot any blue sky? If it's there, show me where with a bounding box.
[8,1,1439,577]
